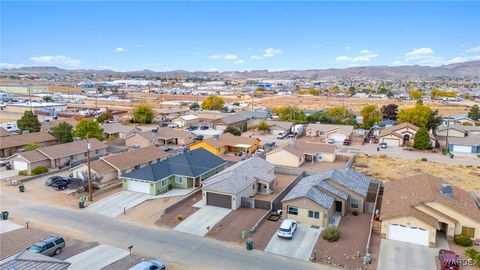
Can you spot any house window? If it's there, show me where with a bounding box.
[253,184,255,190]
[308,211,320,219]
[288,207,298,215]
[161,179,167,186]
[175,176,183,184]
[462,226,476,238]
[351,198,359,209]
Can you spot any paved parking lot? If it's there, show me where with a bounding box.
[377,239,442,270]
[265,223,321,261]
[66,244,129,270]
[174,205,231,236]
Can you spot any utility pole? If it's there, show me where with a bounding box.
[445,120,450,155]
[86,135,93,201]
[251,92,254,112]
[28,84,32,112]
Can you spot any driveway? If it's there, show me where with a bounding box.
[86,191,153,217]
[377,239,446,270]
[0,220,22,234]
[65,244,129,270]
[174,205,232,236]
[0,169,18,180]
[265,223,321,261]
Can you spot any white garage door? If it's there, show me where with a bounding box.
[382,138,400,147]
[330,134,346,143]
[388,224,429,246]
[216,125,227,131]
[127,180,151,194]
[452,145,472,153]
[13,161,28,171]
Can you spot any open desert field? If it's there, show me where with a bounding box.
[353,154,480,191]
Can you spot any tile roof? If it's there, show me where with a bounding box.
[0,132,56,150]
[101,146,169,171]
[37,138,107,159]
[201,133,259,149]
[268,141,336,158]
[0,250,71,270]
[381,174,480,223]
[203,157,275,194]
[121,148,226,182]
[306,123,354,135]
[102,123,141,135]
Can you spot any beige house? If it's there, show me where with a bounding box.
[266,141,336,167]
[102,123,141,139]
[265,120,293,136]
[125,128,195,148]
[212,114,248,131]
[281,168,371,227]
[380,174,480,247]
[305,124,354,143]
[173,114,200,128]
[378,122,436,147]
[0,132,57,157]
[40,118,78,132]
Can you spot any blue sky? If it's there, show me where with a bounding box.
[1,1,480,71]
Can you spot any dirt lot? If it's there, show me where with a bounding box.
[299,159,348,173]
[353,154,480,191]
[254,173,296,201]
[155,192,202,228]
[206,208,268,246]
[117,196,182,225]
[312,213,372,269]
[251,216,282,250]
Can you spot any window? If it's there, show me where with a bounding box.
[308,210,320,219]
[462,226,475,238]
[175,176,183,184]
[54,238,64,245]
[45,242,55,249]
[351,198,359,209]
[288,207,298,215]
[161,179,167,186]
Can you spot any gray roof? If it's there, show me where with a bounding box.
[217,114,247,125]
[203,157,275,195]
[448,134,480,146]
[102,123,141,134]
[282,168,371,208]
[121,148,226,182]
[237,111,271,120]
[0,251,71,270]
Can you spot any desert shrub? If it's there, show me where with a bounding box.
[31,166,48,175]
[454,234,473,247]
[465,248,480,267]
[379,154,388,159]
[352,210,358,216]
[176,215,184,222]
[421,157,428,161]
[322,226,341,242]
[477,154,480,158]
[18,170,28,176]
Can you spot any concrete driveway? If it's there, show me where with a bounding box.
[174,205,231,236]
[65,244,129,270]
[377,239,444,270]
[86,191,153,217]
[0,220,22,234]
[0,169,19,180]
[264,223,321,261]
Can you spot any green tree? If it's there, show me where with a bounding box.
[74,119,104,141]
[326,107,356,125]
[331,85,340,95]
[132,103,154,124]
[397,105,433,127]
[224,126,241,136]
[416,99,424,105]
[409,90,424,99]
[468,105,480,121]
[24,143,43,151]
[202,95,225,110]
[189,102,200,110]
[232,102,240,106]
[17,111,41,134]
[413,127,432,150]
[381,104,398,120]
[42,96,53,102]
[50,122,73,143]
[277,107,306,124]
[426,110,443,136]
[96,112,113,123]
[257,120,269,132]
[255,87,265,92]
[360,105,383,129]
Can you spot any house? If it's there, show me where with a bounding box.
[173,114,200,127]
[0,127,13,137]
[189,133,261,156]
[0,250,71,270]
[212,114,248,131]
[443,115,477,126]
[125,128,195,148]
[265,120,293,136]
[70,146,170,183]
[0,132,56,157]
[436,124,480,138]
[8,139,108,172]
[378,122,436,147]
[156,107,190,122]
[281,168,371,227]
[380,174,480,247]
[266,141,336,167]
[120,148,226,195]
[237,111,272,121]
[202,157,276,209]
[305,123,354,143]
[40,118,78,132]
[447,135,480,154]
[102,123,141,139]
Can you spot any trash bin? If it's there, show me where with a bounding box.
[19,185,25,193]
[1,211,8,220]
[246,240,253,250]
[79,201,85,209]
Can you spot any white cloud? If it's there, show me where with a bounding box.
[448,55,480,63]
[336,56,351,62]
[136,44,142,48]
[335,50,379,63]
[401,48,444,65]
[29,55,81,66]
[360,49,370,54]
[0,63,24,68]
[392,61,404,66]
[114,47,128,52]
[466,46,480,53]
[251,55,261,60]
[210,53,238,60]
[250,48,282,60]
[344,46,351,50]
[234,59,244,64]
[405,48,434,60]
[224,53,238,60]
[97,65,114,70]
[210,54,223,59]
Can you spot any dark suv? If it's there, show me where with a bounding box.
[46,176,73,190]
[27,235,65,256]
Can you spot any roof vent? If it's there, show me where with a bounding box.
[441,184,453,198]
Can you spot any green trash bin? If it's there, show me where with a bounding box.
[1,211,8,220]
[78,202,85,209]
[246,240,253,250]
[19,185,25,193]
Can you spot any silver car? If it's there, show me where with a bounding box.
[27,235,65,256]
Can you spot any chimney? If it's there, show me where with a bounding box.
[441,184,453,198]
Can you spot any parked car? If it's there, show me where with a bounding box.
[186,126,198,131]
[438,249,460,270]
[263,142,276,149]
[276,132,286,139]
[159,122,168,127]
[286,134,295,139]
[379,142,387,149]
[199,125,209,130]
[129,259,166,270]
[194,135,204,141]
[45,176,64,186]
[27,235,65,256]
[254,149,265,155]
[327,139,336,144]
[163,147,174,152]
[168,124,179,128]
[343,139,351,146]
[0,159,10,166]
[277,219,297,239]
[50,179,70,190]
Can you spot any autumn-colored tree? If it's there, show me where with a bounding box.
[202,95,225,110]
[132,103,154,124]
[360,105,383,129]
[397,105,433,127]
[409,90,424,99]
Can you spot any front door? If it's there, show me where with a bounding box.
[335,201,342,212]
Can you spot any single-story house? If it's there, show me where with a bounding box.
[202,157,276,209]
[266,141,336,167]
[281,168,371,227]
[40,118,78,132]
[305,123,354,143]
[120,148,226,195]
[0,131,56,157]
[378,122,436,147]
[156,107,190,122]
[8,138,108,172]
[70,145,170,183]
[443,115,477,126]
[380,174,480,247]
[0,250,71,270]
[212,114,248,131]
[436,124,480,138]
[102,123,141,139]
[189,133,261,156]
[447,135,480,154]
[237,111,272,121]
[0,127,13,137]
[265,120,293,136]
[125,128,195,148]
[173,114,200,127]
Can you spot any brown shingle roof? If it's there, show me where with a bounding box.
[202,133,259,149]
[381,174,480,223]
[101,146,169,171]
[306,123,354,135]
[37,139,107,159]
[88,159,116,174]
[0,132,56,150]
[270,141,336,158]
[448,134,480,146]
[0,127,13,137]
[216,114,247,125]
[134,128,193,141]
[13,150,49,163]
[379,122,419,136]
[41,118,78,131]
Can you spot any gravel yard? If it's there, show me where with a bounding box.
[156,191,202,228]
[251,217,282,251]
[117,196,182,225]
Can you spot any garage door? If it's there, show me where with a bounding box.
[216,125,227,131]
[127,180,151,194]
[388,224,429,246]
[452,145,472,153]
[13,161,28,171]
[382,138,400,147]
[206,192,232,209]
[330,134,346,143]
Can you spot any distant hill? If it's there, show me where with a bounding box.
[2,60,480,80]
